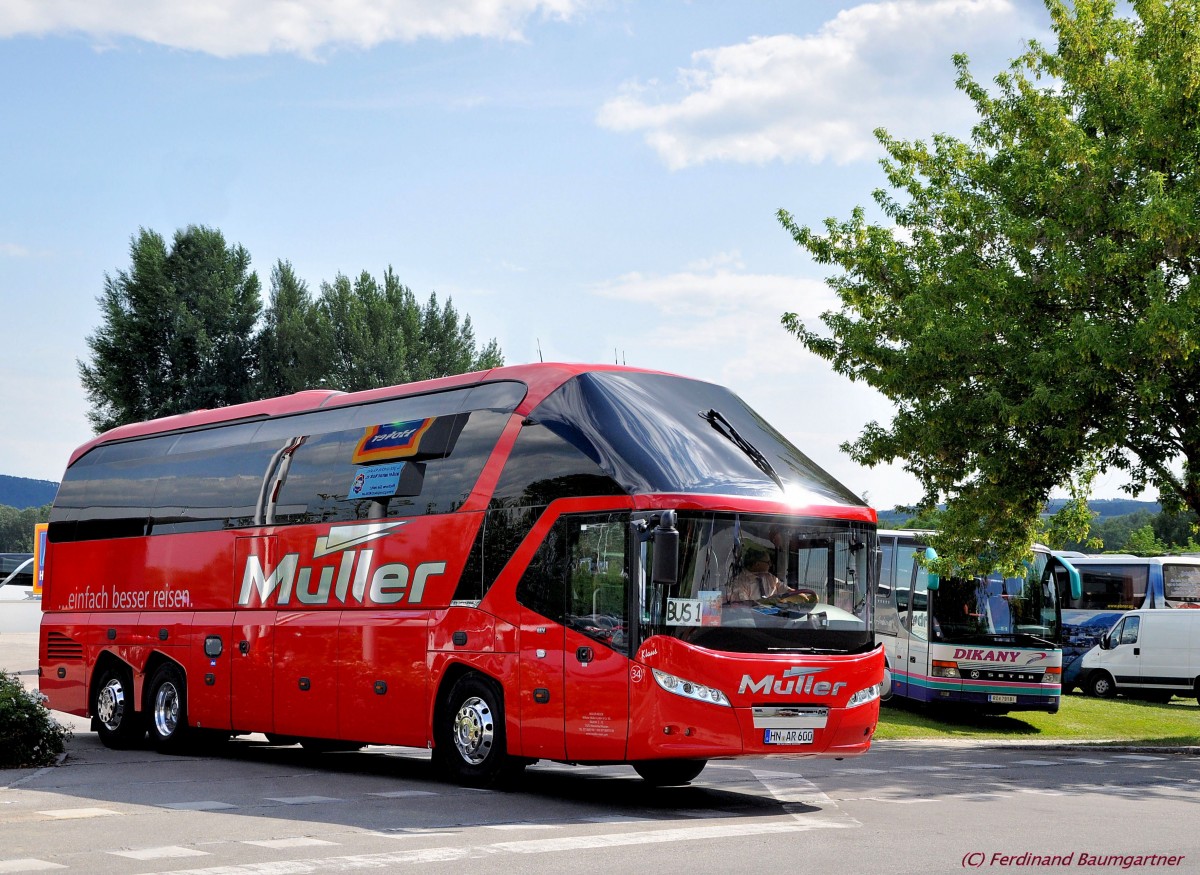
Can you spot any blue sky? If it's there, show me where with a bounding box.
[0,0,1138,508]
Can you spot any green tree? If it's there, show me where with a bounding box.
[80,226,262,432]
[1125,525,1168,556]
[257,260,329,397]
[779,0,1200,574]
[0,505,51,553]
[315,268,502,392]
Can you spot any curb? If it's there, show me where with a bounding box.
[872,738,1200,754]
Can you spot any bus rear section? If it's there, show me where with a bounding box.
[875,531,1074,714]
[40,363,884,786]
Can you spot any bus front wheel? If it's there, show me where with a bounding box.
[93,666,144,749]
[436,673,524,788]
[633,759,707,786]
[147,663,191,753]
[1087,671,1116,699]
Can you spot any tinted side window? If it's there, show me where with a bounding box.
[490,418,626,510]
[1164,564,1200,607]
[50,436,174,541]
[566,515,630,655]
[452,505,547,603]
[274,383,522,523]
[1077,566,1149,610]
[147,423,281,534]
[515,518,570,621]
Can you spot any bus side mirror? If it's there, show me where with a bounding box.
[1058,557,1082,601]
[924,546,940,591]
[651,511,679,585]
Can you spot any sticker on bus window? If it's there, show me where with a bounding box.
[666,592,723,626]
[348,463,408,499]
[352,419,436,463]
[666,598,702,626]
[699,590,722,626]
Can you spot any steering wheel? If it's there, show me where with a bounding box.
[775,588,818,605]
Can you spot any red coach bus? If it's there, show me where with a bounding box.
[40,364,884,786]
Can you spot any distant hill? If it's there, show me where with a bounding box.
[0,475,59,509]
[876,498,1161,527]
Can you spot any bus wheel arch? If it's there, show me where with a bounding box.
[434,669,525,788]
[90,654,144,749]
[1087,670,1116,698]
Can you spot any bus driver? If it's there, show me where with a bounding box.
[728,542,790,604]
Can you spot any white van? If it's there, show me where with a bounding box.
[1080,609,1200,703]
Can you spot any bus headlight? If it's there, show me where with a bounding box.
[651,668,731,707]
[931,660,961,679]
[845,682,882,708]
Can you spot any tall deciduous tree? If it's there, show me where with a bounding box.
[315,268,502,392]
[257,260,329,397]
[80,226,261,432]
[779,0,1200,572]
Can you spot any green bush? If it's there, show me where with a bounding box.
[0,669,70,768]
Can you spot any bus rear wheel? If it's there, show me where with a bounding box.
[93,667,144,749]
[147,663,191,753]
[436,673,524,788]
[633,759,707,786]
[1087,671,1116,698]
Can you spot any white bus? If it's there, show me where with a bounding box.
[875,531,1080,714]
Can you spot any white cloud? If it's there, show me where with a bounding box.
[1,243,31,257]
[0,0,584,58]
[597,0,1033,168]
[592,263,837,384]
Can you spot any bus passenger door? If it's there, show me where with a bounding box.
[905,557,932,702]
[562,516,630,761]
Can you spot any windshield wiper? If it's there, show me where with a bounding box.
[700,408,784,490]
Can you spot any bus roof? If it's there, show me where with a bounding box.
[66,363,672,467]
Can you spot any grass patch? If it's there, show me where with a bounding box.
[874,691,1200,745]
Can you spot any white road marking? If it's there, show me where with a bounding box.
[483,824,563,831]
[109,847,211,860]
[245,839,338,849]
[0,861,66,873]
[264,796,343,805]
[161,801,238,811]
[37,807,121,819]
[151,822,853,874]
[1011,759,1064,767]
[368,790,437,798]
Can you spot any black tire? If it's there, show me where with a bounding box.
[1087,671,1116,698]
[435,673,524,788]
[92,666,144,749]
[147,663,191,753]
[633,759,707,786]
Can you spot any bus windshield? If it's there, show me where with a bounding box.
[641,513,874,654]
[929,552,1059,643]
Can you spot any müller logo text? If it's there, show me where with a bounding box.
[237,522,446,608]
